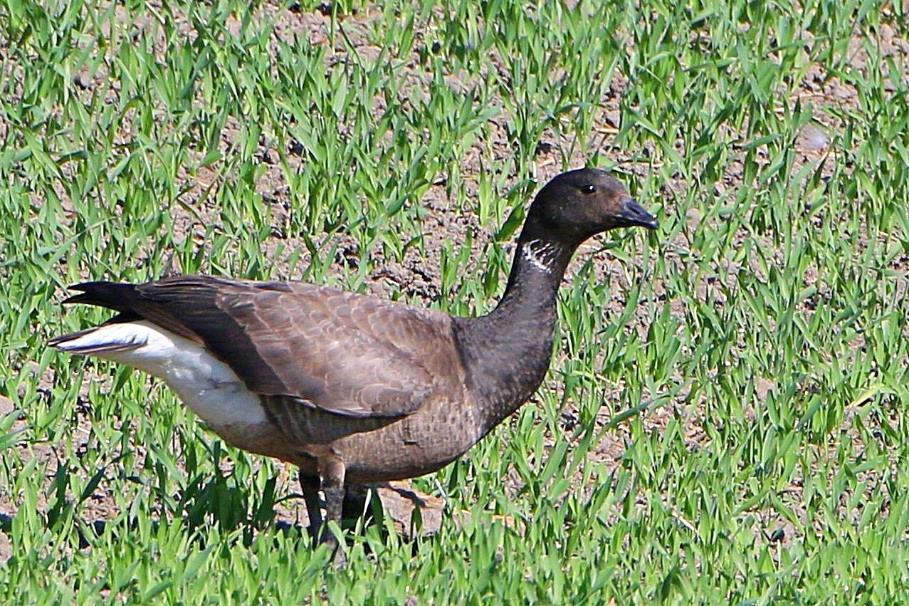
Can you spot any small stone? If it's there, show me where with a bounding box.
[797,124,829,152]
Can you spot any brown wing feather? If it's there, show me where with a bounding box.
[128,276,455,418]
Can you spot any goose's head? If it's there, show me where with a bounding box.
[525,168,658,245]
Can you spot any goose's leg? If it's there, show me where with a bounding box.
[299,472,323,540]
[319,457,346,547]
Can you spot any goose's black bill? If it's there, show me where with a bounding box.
[617,199,658,230]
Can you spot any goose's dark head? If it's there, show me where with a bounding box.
[523,168,658,245]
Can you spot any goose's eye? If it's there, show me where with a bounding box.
[582,184,596,194]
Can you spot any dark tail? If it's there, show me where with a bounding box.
[60,281,140,312]
[52,276,231,349]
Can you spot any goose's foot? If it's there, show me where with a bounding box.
[321,458,347,564]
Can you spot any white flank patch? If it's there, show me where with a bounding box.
[60,321,266,428]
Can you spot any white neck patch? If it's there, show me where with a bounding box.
[521,239,558,274]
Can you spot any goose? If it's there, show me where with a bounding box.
[49,167,658,543]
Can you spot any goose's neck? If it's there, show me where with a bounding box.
[453,235,575,436]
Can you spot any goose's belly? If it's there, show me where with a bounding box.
[214,401,481,482]
[332,400,484,483]
[259,393,484,482]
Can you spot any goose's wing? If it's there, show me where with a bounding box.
[63,276,461,418]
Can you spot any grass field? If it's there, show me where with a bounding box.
[2,0,909,603]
